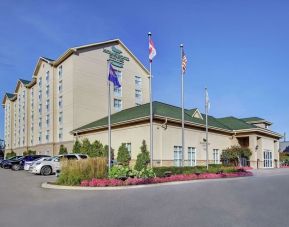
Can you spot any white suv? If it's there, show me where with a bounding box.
[30,154,88,176]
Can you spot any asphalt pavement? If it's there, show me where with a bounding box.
[0,168,289,227]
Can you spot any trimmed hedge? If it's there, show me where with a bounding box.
[153,165,237,177]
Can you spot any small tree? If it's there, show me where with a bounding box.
[6,150,16,159]
[117,143,131,166]
[23,149,36,156]
[221,146,252,166]
[80,138,91,155]
[73,139,82,153]
[134,140,150,171]
[59,145,68,155]
[90,140,105,157]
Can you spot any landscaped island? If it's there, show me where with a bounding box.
[55,140,253,188]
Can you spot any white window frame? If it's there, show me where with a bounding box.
[213,149,220,164]
[174,146,183,167]
[113,99,122,111]
[188,147,197,166]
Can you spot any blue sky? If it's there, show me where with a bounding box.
[0,0,288,139]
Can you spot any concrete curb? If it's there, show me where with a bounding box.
[41,175,252,191]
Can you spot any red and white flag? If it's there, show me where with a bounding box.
[149,37,156,61]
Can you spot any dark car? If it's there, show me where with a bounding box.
[0,156,23,168]
[10,155,50,171]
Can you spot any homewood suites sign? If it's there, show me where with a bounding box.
[103,46,129,68]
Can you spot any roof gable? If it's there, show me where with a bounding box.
[2,93,16,106]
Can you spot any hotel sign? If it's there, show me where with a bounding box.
[103,46,129,68]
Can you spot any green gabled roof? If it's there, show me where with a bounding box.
[41,56,54,62]
[73,101,231,133]
[217,117,257,130]
[6,93,16,99]
[241,117,265,122]
[19,79,31,85]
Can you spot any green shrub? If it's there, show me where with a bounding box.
[152,165,237,177]
[59,145,68,155]
[72,140,82,153]
[134,140,150,171]
[5,150,16,159]
[90,140,105,157]
[136,168,155,178]
[108,165,137,179]
[57,157,108,186]
[117,143,131,166]
[23,150,36,156]
[221,146,252,166]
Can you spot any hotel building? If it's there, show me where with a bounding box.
[2,39,282,168]
[2,39,149,156]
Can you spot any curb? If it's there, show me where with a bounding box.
[41,175,252,191]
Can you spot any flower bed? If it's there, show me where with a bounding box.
[80,170,253,187]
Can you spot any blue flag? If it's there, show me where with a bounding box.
[108,63,121,88]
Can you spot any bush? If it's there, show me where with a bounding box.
[108,165,137,179]
[5,150,16,159]
[117,143,131,166]
[136,168,155,178]
[134,140,150,171]
[72,140,82,153]
[23,150,36,156]
[221,146,252,166]
[59,145,68,155]
[57,157,108,186]
[90,140,105,157]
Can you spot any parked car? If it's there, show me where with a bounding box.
[11,155,50,171]
[24,156,51,171]
[0,156,23,168]
[30,153,88,176]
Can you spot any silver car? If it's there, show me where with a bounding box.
[30,154,88,176]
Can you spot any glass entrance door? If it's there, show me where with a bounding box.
[263,150,273,168]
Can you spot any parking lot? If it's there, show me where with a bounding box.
[1,168,289,227]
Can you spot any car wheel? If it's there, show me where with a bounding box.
[40,166,52,176]
[3,164,9,169]
[12,164,20,171]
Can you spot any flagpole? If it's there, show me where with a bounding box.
[205,88,209,170]
[148,32,153,168]
[180,44,185,167]
[107,60,111,170]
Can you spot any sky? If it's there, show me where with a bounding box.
[0,0,288,140]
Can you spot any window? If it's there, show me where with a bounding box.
[38,132,42,143]
[46,114,50,127]
[135,89,142,103]
[114,86,122,97]
[38,92,42,102]
[46,71,49,82]
[58,81,63,93]
[59,128,63,141]
[38,78,42,88]
[58,65,63,79]
[59,96,63,109]
[46,85,49,96]
[113,99,122,111]
[46,130,50,142]
[39,118,42,128]
[46,99,50,112]
[174,146,183,167]
[135,76,142,87]
[39,104,42,114]
[59,112,63,125]
[125,143,132,156]
[213,149,220,164]
[188,147,196,166]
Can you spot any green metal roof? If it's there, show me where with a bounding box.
[241,117,265,122]
[74,101,231,132]
[216,117,257,130]
[19,79,31,85]
[73,101,281,138]
[41,56,54,62]
[5,93,16,99]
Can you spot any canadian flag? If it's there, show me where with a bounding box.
[149,38,156,61]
